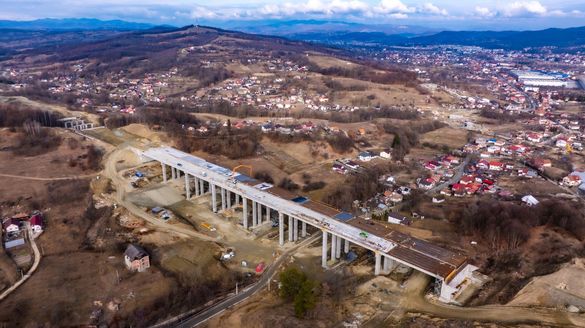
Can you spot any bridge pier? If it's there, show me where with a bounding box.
[293,218,298,241]
[252,200,257,227]
[301,221,306,237]
[374,252,381,275]
[161,163,167,182]
[243,198,248,229]
[199,179,204,194]
[330,234,336,261]
[383,256,395,274]
[266,207,271,223]
[336,237,342,259]
[171,166,176,180]
[184,174,191,199]
[221,188,226,211]
[278,212,284,246]
[257,202,262,224]
[321,231,328,268]
[344,239,350,253]
[288,216,293,242]
[211,184,217,212]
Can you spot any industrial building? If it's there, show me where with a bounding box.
[510,70,575,88]
[143,147,484,304]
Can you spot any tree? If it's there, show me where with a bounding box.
[279,267,317,318]
[294,279,316,318]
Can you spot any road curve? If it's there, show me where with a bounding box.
[0,226,42,302]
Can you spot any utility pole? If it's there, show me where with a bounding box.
[235,282,238,295]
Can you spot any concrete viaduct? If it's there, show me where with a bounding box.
[143,147,480,303]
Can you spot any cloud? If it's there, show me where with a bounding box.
[420,3,448,16]
[375,0,415,14]
[502,1,547,17]
[475,6,495,18]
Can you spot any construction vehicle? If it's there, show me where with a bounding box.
[232,164,252,177]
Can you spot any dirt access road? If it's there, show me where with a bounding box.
[102,145,223,243]
[402,272,585,327]
[0,226,41,302]
[0,173,97,181]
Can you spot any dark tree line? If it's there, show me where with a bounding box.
[457,198,585,251]
[0,103,63,127]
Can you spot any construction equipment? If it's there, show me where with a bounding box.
[232,164,252,177]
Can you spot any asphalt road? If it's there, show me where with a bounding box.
[160,234,321,328]
[426,154,472,195]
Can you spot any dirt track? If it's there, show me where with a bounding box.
[102,145,223,243]
[402,272,585,327]
[0,173,97,181]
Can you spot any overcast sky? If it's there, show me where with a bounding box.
[1,0,585,30]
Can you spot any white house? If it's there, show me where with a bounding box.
[358,151,373,162]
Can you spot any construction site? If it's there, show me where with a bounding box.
[110,146,483,306]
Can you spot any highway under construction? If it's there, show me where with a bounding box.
[143,146,483,303]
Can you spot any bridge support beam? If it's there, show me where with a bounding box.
[184,174,191,199]
[194,177,199,196]
[301,221,307,238]
[344,239,350,253]
[374,252,381,276]
[171,167,176,180]
[266,207,271,223]
[211,184,217,212]
[331,235,336,261]
[199,179,204,194]
[321,231,328,268]
[383,256,395,274]
[293,218,299,241]
[336,237,342,259]
[278,212,284,246]
[161,163,167,182]
[252,200,257,227]
[221,188,226,211]
[257,202,262,224]
[288,216,293,242]
[243,198,248,229]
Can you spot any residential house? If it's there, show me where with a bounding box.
[29,213,43,233]
[387,213,411,225]
[124,244,151,272]
[2,218,20,234]
[358,151,373,162]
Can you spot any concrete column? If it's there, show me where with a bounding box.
[227,190,232,208]
[252,200,257,227]
[234,194,239,206]
[336,237,342,259]
[161,163,167,182]
[199,179,204,194]
[243,198,248,229]
[344,239,350,253]
[194,177,200,196]
[322,231,328,268]
[278,212,284,246]
[171,167,176,180]
[211,184,217,212]
[266,207,271,223]
[257,202,262,224]
[184,174,191,199]
[301,221,307,238]
[221,188,226,210]
[383,256,390,274]
[293,218,299,241]
[288,216,293,242]
[331,235,336,261]
[374,252,381,276]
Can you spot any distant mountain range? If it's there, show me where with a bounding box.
[0,18,157,30]
[1,18,584,49]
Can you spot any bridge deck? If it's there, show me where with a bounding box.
[144,146,469,280]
